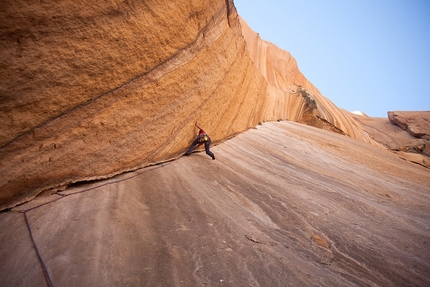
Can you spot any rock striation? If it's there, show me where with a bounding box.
[388,111,430,139]
[2,121,429,286]
[353,111,430,167]
[239,19,374,141]
[388,111,430,166]
[1,1,429,284]
[0,0,396,209]
[1,0,257,209]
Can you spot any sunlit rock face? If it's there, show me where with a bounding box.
[239,18,377,144]
[388,111,430,166]
[1,1,429,285]
[2,121,429,286]
[388,111,430,139]
[0,0,381,209]
[351,111,430,168]
[1,0,258,209]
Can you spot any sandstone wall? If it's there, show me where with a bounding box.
[0,0,262,209]
[0,0,375,210]
[239,18,376,142]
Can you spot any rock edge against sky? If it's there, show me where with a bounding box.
[0,1,428,209]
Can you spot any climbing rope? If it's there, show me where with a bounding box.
[21,210,54,287]
[12,163,169,287]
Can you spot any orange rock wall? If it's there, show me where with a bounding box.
[0,0,375,209]
[240,19,375,142]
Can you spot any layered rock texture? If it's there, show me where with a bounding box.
[0,0,377,209]
[388,111,430,139]
[2,122,429,286]
[1,1,430,286]
[352,111,430,168]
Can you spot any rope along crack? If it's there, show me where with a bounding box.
[14,163,168,287]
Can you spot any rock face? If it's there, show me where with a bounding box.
[388,111,430,166]
[388,111,430,139]
[2,122,429,286]
[0,0,258,209]
[0,0,377,210]
[353,111,430,167]
[1,1,429,282]
[240,19,373,140]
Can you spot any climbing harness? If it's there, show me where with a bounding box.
[199,134,209,143]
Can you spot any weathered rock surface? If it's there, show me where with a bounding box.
[240,19,374,141]
[0,0,260,209]
[1,122,429,286]
[353,111,430,167]
[388,111,430,139]
[0,0,377,210]
[2,1,429,285]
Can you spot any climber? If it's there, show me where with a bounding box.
[185,122,215,160]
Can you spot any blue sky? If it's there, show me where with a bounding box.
[234,0,430,117]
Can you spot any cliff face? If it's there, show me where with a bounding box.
[239,19,376,142]
[3,122,429,286]
[1,2,430,285]
[352,111,430,168]
[1,0,375,209]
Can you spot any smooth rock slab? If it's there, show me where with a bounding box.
[1,122,429,287]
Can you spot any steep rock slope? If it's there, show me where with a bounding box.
[0,0,263,209]
[1,0,375,210]
[1,122,429,286]
[240,19,375,142]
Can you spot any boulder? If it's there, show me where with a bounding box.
[2,121,429,286]
[354,112,430,167]
[388,111,430,139]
